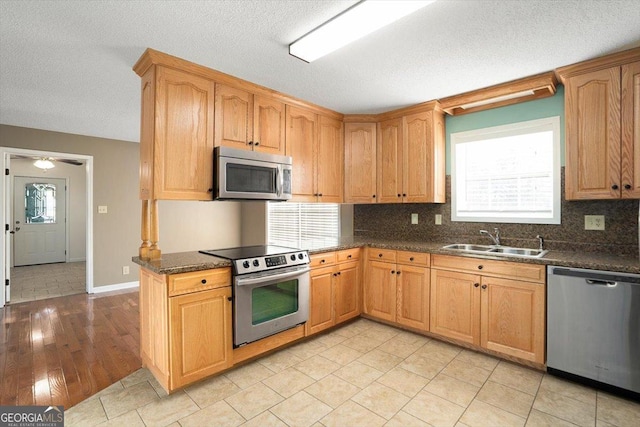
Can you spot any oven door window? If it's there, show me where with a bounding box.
[252,279,299,325]
[227,163,276,194]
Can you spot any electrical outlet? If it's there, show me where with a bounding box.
[98,205,108,214]
[435,214,442,225]
[411,213,419,225]
[584,215,605,230]
[122,266,130,275]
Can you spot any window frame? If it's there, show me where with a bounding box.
[451,116,561,225]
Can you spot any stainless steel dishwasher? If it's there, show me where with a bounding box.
[547,265,640,398]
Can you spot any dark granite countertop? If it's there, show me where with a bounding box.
[133,238,640,275]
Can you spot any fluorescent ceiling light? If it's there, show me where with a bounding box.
[459,90,536,110]
[290,0,435,62]
[34,158,55,170]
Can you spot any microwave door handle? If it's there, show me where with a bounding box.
[275,166,283,197]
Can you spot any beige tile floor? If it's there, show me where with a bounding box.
[66,319,640,427]
[8,261,86,304]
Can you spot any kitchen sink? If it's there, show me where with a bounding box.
[442,244,548,258]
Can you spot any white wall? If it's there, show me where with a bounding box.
[10,158,87,263]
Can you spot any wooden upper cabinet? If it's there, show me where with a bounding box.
[214,84,252,150]
[377,118,403,203]
[621,61,640,198]
[253,95,286,155]
[140,66,215,201]
[317,115,344,203]
[558,49,640,200]
[215,85,285,155]
[404,110,446,203]
[344,122,377,203]
[286,105,317,202]
[564,68,622,199]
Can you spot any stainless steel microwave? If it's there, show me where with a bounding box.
[214,146,292,201]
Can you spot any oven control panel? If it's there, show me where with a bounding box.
[234,251,309,274]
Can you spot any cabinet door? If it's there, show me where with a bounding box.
[335,261,360,324]
[139,269,169,381]
[154,66,215,200]
[364,261,396,322]
[377,118,403,203]
[480,277,545,364]
[430,269,480,345]
[396,265,430,331]
[215,84,252,150]
[565,67,622,199]
[621,61,640,198]
[169,286,232,389]
[403,111,433,203]
[317,115,344,203]
[344,122,377,203]
[286,105,317,202]
[253,95,286,155]
[307,266,335,336]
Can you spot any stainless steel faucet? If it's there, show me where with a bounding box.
[536,235,544,251]
[480,228,501,246]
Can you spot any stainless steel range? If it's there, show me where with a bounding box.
[199,245,309,347]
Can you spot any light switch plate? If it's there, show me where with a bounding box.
[435,214,442,225]
[411,213,418,224]
[584,215,605,230]
[98,205,108,214]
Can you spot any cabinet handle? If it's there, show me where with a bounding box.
[624,184,632,190]
[320,259,326,264]
[347,255,352,259]
[478,265,483,270]
[337,272,341,276]
[612,184,619,190]
[248,141,254,145]
[207,188,213,193]
[378,253,383,258]
[318,193,323,197]
[254,141,260,146]
[397,194,401,197]
[372,195,376,198]
[201,279,207,284]
[396,271,401,275]
[391,270,395,274]
[402,193,406,197]
[333,273,338,277]
[409,257,414,261]
[481,284,487,289]
[474,283,480,287]
[227,297,233,302]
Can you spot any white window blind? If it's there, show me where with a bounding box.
[268,203,340,250]
[451,117,561,224]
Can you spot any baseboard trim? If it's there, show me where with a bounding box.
[91,281,139,294]
[69,257,86,263]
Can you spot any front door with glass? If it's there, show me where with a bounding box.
[13,176,67,266]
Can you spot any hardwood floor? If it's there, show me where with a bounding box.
[0,289,141,409]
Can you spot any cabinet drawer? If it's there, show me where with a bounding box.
[168,268,231,296]
[397,251,430,267]
[337,248,360,263]
[310,252,337,268]
[368,248,397,263]
[431,254,545,283]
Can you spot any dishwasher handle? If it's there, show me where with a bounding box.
[586,279,617,287]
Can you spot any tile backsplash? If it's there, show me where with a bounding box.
[354,171,639,257]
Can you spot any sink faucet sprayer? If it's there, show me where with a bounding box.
[480,228,501,246]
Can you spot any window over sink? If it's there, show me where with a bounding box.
[267,203,340,250]
[451,116,561,224]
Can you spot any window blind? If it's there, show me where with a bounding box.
[268,203,340,250]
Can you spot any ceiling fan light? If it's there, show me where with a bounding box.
[289,0,435,62]
[34,159,55,170]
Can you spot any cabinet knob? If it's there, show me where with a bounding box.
[478,265,483,270]
[612,184,619,190]
[254,141,260,146]
[320,259,326,264]
[378,253,383,257]
[396,271,401,275]
[409,257,414,261]
[248,141,254,145]
[333,273,338,277]
[201,279,207,284]
[397,194,401,197]
[227,297,233,302]
[391,270,395,274]
[402,193,406,197]
[318,193,323,197]
[624,184,632,190]
[337,272,341,276]
[481,284,487,289]
[474,283,480,288]
[372,195,376,198]
[207,188,213,193]
[347,255,352,259]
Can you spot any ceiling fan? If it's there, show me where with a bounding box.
[11,155,84,166]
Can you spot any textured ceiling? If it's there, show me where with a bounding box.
[1,0,639,143]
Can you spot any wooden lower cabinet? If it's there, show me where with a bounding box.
[139,267,233,392]
[364,251,430,331]
[430,255,546,364]
[306,251,361,336]
[169,286,233,389]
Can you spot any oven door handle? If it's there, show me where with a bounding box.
[236,267,310,287]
